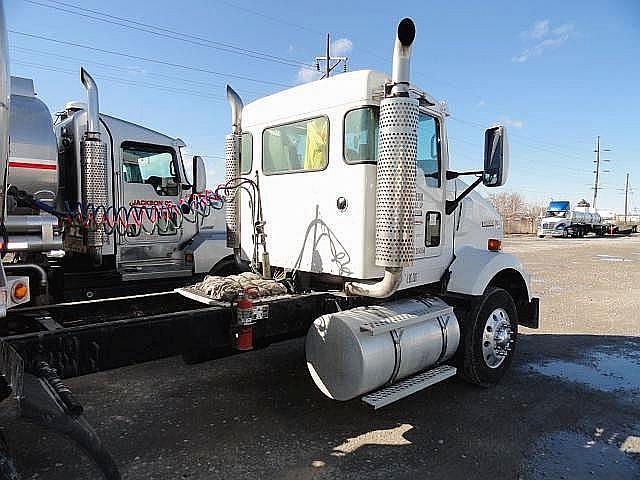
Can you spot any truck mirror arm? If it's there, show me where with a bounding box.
[446,169,483,180]
[445,176,482,215]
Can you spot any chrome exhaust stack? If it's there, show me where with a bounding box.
[80,68,100,136]
[346,18,418,298]
[390,18,416,96]
[224,85,243,261]
[79,68,108,265]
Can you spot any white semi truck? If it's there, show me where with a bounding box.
[0,10,539,479]
[222,17,539,401]
[537,200,607,237]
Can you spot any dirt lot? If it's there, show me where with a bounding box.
[1,234,639,479]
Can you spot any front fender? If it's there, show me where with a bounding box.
[447,246,531,299]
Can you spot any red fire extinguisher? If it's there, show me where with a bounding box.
[235,291,255,351]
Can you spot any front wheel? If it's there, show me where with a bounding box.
[456,288,518,387]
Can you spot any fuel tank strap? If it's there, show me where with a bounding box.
[416,298,451,365]
[388,329,403,385]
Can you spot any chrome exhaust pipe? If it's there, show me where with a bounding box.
[226,85,243,135]
[391,18,416,96]
[79,68,107,265]
[345,17,418,299]
[80,67,100,136]
[225,85,243,259]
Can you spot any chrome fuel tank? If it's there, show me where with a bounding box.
[306,297,459,401]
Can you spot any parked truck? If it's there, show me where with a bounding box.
[537,200,607,237]
[0,12,539,479]
[3,69,234,305]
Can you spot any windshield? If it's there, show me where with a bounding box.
[546,210,568,218]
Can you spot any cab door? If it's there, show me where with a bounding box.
[404,110,450,287]
[117,141,188,278]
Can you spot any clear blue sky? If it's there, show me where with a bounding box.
[5,0,639,212]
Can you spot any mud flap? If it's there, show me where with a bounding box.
[520,297,540,329]
[19,372,120,480]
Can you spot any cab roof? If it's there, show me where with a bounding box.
[242,70,389,128]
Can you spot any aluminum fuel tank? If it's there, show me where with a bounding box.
[306,297,459,401]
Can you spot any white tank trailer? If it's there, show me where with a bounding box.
[537,200,606,238]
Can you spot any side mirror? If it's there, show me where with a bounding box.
[192,155,207,193]
[483,125,509,187]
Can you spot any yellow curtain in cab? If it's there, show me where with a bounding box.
[304,118,328,170]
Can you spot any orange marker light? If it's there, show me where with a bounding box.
[12,282,28,301]
[488,239,502,251]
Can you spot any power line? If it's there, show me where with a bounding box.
[448,134,591,175]
[218,0,323,35]
[22,0,314,69]
[11,59,228,100]
[449,116,587,162]
[10,45,271,97]
[9,30,292,88]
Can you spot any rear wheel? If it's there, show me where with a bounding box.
[456,288,518,387]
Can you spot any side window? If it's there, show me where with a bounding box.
[262,116,329,174]
[425,211,441,247]
[344,107,379,163]
[240,132,253,175]
[417,114,441,188]
[122,143,179,196]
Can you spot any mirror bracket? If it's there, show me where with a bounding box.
[446,169,482,181]
[445,176,482,215]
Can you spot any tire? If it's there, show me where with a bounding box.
[456,288,518,387]
[562,229,569,238]
[538,235,545,238]
[209,254,245,277]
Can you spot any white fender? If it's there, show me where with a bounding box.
[447,246,532,299]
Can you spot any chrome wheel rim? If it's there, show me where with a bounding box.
[481,308,513,369]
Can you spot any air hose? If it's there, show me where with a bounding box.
[7,186,224,237]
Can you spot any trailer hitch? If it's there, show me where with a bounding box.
[19,362,120,479]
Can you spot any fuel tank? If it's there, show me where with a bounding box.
[305,297,459,401]
[7,77,59,214]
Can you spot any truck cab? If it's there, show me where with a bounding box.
[4,74,230,302]
[235,70,506,294]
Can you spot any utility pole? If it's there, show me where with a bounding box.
[624,172,629,223]
[592,136,611,210]
[315,33,348,79]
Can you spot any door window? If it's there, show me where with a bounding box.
[122,143,179,196]
[417,114,441,188]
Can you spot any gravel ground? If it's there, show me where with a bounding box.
[1,234,639,479]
